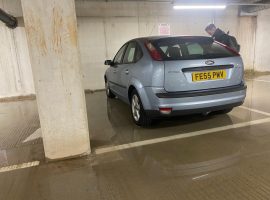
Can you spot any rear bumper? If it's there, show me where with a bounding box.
[156,84,246,98]
[138,84,247,117]
[145,102,243,118]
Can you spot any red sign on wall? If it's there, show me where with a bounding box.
[158,23,171,36]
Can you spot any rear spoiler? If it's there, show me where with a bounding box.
[215,41,240,56]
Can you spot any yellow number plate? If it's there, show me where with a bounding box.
[192,70,227,82]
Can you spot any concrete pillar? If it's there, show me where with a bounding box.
[21,0,90,160]
[238,16,257,71]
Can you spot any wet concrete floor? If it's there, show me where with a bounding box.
[1,76,270,199]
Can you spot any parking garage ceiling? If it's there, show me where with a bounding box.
[1,0,270,21]
[76,0,270,13]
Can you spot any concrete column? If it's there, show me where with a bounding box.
[21,0,90,160]
[238,16,257,71]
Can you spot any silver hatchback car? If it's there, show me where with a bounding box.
[104,36,247,126]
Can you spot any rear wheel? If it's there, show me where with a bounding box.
[105,80,115,98]
[130,90,152,127]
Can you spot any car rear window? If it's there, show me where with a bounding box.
[151,37,238,60]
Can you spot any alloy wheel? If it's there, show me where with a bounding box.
[132,94,140,121]
[106,81,110,95]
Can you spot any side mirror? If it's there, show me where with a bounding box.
[104,60,113,66]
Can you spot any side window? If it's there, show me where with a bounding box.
[123,42,136,63]
[123,42,143,64]
[114,44,127,64]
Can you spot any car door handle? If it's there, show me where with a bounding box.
[113,69,118,73]
[125,69,129,74]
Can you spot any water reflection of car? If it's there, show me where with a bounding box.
[106,98,242,179]
[104,36,246,126]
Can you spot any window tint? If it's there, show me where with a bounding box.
[123,42,136,63]
[160,46,168,53]
[114,44,127,64]
[187,43,204,55]
[123,42,143,64]
[152,37,237,60]
[134,44,143,62]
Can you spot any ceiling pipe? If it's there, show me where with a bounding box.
[241,0,270,13]
[242,5,270,12]
[239,0,270,13]
[0,8,18,29]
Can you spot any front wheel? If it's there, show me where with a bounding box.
[130,90,152,127]
[105,81,115,98]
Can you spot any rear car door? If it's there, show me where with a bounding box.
[117,41,143,98]
[110,44,127,94]
[152,37,243,92]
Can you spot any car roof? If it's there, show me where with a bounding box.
[130,35,212,43]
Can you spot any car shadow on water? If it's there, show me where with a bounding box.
[106,97,233,129]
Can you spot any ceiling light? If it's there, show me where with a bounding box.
[173,5,227,10]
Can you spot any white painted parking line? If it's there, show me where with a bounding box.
[94,118,270,155]
[192,174,209,180]
[240,106,270,117]
[23,128,42,143]
[246,78,270,83]
[0,161,40,173]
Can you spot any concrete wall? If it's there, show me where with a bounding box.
[77,2,242,90]
[0,19,34,98]
[254,9,270,72]
[0,1,266,97]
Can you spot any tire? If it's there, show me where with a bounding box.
[130,90,152,127]
[105,80,115,98]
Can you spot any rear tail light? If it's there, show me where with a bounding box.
[159,107,172,115]
[144,41,163,61]
[215,41,240,56]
